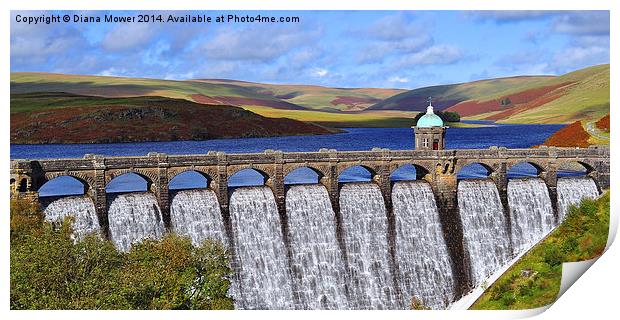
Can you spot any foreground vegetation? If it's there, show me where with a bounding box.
[472,191,609,310]
[10,199,234,310]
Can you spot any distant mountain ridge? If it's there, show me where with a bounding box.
[11,64,609,125]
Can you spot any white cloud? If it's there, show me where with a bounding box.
[101,22,157,52]
[398,45,464,66]
[311,68,329,77]
[389,76,409,83]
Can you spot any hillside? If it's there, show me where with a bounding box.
[11,73,405,113]
[11,64,609,126]
[369,64,609,124]
[10,93,340,144]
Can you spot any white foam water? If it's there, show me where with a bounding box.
[392,181,455,309]
[107,192,166,252]
[557,177,599,222]
[339,183,399,309]
[170,189,227,246]
[508,178,555,254]
[458,179,512,287]
[43,196,100,239]
[228,186,294,310]
[286,185,349,309]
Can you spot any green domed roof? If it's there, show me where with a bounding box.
[416,105,444,127]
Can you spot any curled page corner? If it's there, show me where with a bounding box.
[556,258,599,300]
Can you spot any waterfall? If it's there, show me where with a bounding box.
[229,186,294,310]
[43,196,100,239]
[508,179,555,254]
[107,193,166,252]
[458,179,512,287]
[557,177,599,221]
[170,189,227,246]
[286,185,349,309]
[339,183,399,309]
[392,181,455,309]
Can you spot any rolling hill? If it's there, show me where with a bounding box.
[11,73,406,113]
[10,64,609,128]
[10,93,340,144]
[369,64,609,124]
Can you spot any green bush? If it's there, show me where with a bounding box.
[10,199,234,310]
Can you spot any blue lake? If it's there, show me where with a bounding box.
[12,123,585,196]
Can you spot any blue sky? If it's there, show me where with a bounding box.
[10,10,610,89]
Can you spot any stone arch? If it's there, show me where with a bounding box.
[337,164,377,183]
[506,160,547,178]
[557,160,596,176]
[17,177,29,192]
[284,165,325,185]
[336,163,378,178]
[105,169,156,192]
[456,161,495,179]
[390,163,431,181]
[283,163,328,179]
[167,168,213,188]
[40,172,93,194]
[227,167,271,186]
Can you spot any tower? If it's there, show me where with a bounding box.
[413,97,447,150]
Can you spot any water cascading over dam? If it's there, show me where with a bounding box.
[392,181,455,309]
[228,186,294,310]
[170,189,227,246]
[107,193,166,252]
[339,183,399,309]
[458,179,512,287]
[285,185,349,309]
[507,179,555,254]
[43,196,100,238]
[557,177,600,221]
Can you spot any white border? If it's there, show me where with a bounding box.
[2,1,618,320]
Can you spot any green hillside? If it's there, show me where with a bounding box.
[371,64,609,124]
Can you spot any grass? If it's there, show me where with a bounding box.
[241,106,419,127]
[471,191,610,310]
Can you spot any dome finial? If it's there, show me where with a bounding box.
[426,96,434,114]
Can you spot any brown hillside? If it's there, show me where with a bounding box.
[595,114,610,131]
[11,99,338,144]
[540,121,590,148]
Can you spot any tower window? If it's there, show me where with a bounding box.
[423,138,429,148]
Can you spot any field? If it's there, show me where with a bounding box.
[11,64,609,128]
[472,191,610,310]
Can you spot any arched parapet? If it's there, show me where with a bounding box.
[282,163,329,181]
[556,159,596,174]
[105,168,158,193]
[39,171,95,194]
[389,162,433,181]
[226,164,273,183]
[167,166,216,188]
[455,159,497,179]
[336,162,379,179]
[505,159,548,176]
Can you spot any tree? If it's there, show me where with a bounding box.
[10,198,234,310]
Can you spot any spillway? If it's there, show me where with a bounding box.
[557,177,600,221]
[170,189,227,246]
[107,193,165,252]
[458,179,512,287]
[508,179,555,254]
[285,185,349,309]
[43,196,100,239]
[228,186,294,310]
[339,183,399,309]
[392,181,455,309]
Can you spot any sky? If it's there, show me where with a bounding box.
[10,10,610,89]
